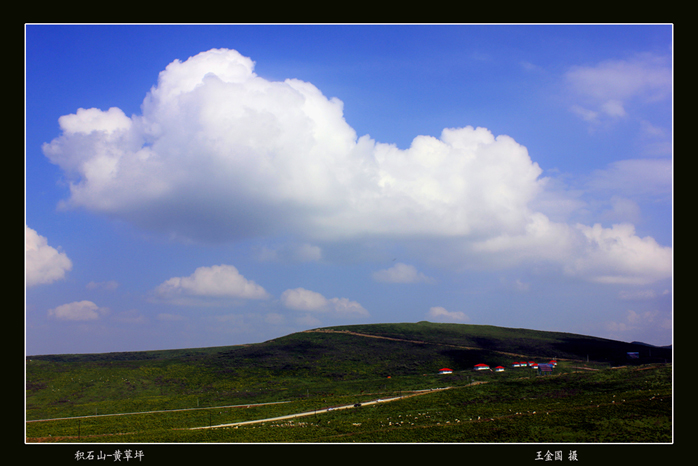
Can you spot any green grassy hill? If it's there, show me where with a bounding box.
[324,321,670,364]
[26,322,670,418]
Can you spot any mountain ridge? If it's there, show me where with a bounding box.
[27,321,671,366]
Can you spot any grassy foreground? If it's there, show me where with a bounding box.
[26,322,672,443]
[26,364,671,443]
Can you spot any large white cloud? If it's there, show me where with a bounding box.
[25,226,73,287]
[42,48,543,243]
[153,264,269,303]
[42,48,672,285]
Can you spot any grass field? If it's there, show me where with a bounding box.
[25,322,672,443]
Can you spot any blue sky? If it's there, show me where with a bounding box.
[25,24,673,355]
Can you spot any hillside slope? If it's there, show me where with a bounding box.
[315,321,671,365]
[26,322,671,420]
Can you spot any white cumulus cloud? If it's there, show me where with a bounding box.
[42,48,544,244]
[280,287,369,317]
[25,226,73,287]
[47,300,108,321]
[41,48,672,286]
[153,264,269,303]
[280,287,328,312]
[564,223,672,285]
[469,215,671,285]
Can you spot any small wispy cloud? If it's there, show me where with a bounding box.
[256,243,322,262]
[157,313,187,321]
[427,306,469,322]
[513,279,530,292]
[372,263,435,284]
[112,309,147,324]
[566,53,671,125]
[86,280,119,291]
[606,309,671,341]
[618,289,670,300]
[586,159,672,199]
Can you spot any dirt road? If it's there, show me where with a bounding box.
[190,387,457,430]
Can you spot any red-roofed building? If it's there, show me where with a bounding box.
[439,368,453,374]
[474,364,490,371]
[494,366,505,372]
